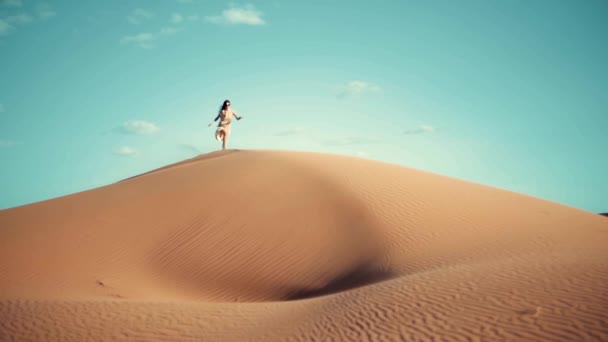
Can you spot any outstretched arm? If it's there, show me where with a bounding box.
[208,113,221,126]
[234,111,243,120]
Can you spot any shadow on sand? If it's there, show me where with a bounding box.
[285,263,394,301]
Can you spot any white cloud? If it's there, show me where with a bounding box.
[179,143,201,155]
[122,21,189,47]
[120,120,160,134]
[0,13,33,35]
[0,140,20,147]
[121,8,198,47]
[404,125,435,135]
[114,146,138,156]
[0,4,54,36]
[134,8,153,17]
[120,33,155,49]
[1,0,22,7]
[160,26,183,35]
[127,8,154,25]
[6,14,33,24]
[337,81,382,99]
[0,19,11,35]
[205,4,265,25]
[36,4,56,20]
[170,13,183,24]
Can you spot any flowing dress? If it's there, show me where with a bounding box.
[215,109,236,142]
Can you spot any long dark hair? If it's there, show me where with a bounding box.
[220,99,230,112]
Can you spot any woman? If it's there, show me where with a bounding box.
[208,99,243,150]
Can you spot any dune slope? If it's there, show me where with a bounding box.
[1,149,607,341]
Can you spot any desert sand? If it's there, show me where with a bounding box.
[1,149,607,341]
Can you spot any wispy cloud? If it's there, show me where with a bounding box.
[0,13,33,36]
[178,143,201,155]
[122,9,195,47]
[5,13,33,24]
[119,120,160,134]
[170,13,183,24]
[205,4,265,25]
[322,136,382,146]
[337,81,382,99]
[114,146,138,156]
[0,3,55,36]
[36,4,56,20]
[1,0,22,8]
[0,19,10,35]
[0,140,20,147]
[120,33,155,49]
[127,8,154,25]
[404,125,435,135]
[160,26,182,35]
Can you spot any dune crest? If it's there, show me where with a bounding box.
[1,149,607,341]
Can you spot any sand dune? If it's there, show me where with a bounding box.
[1,149,607,341]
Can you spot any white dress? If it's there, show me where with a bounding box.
[215,109,237,141]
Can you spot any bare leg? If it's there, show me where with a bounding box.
[222,134,228,150]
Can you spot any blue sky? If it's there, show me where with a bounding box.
[1,0,607,213]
